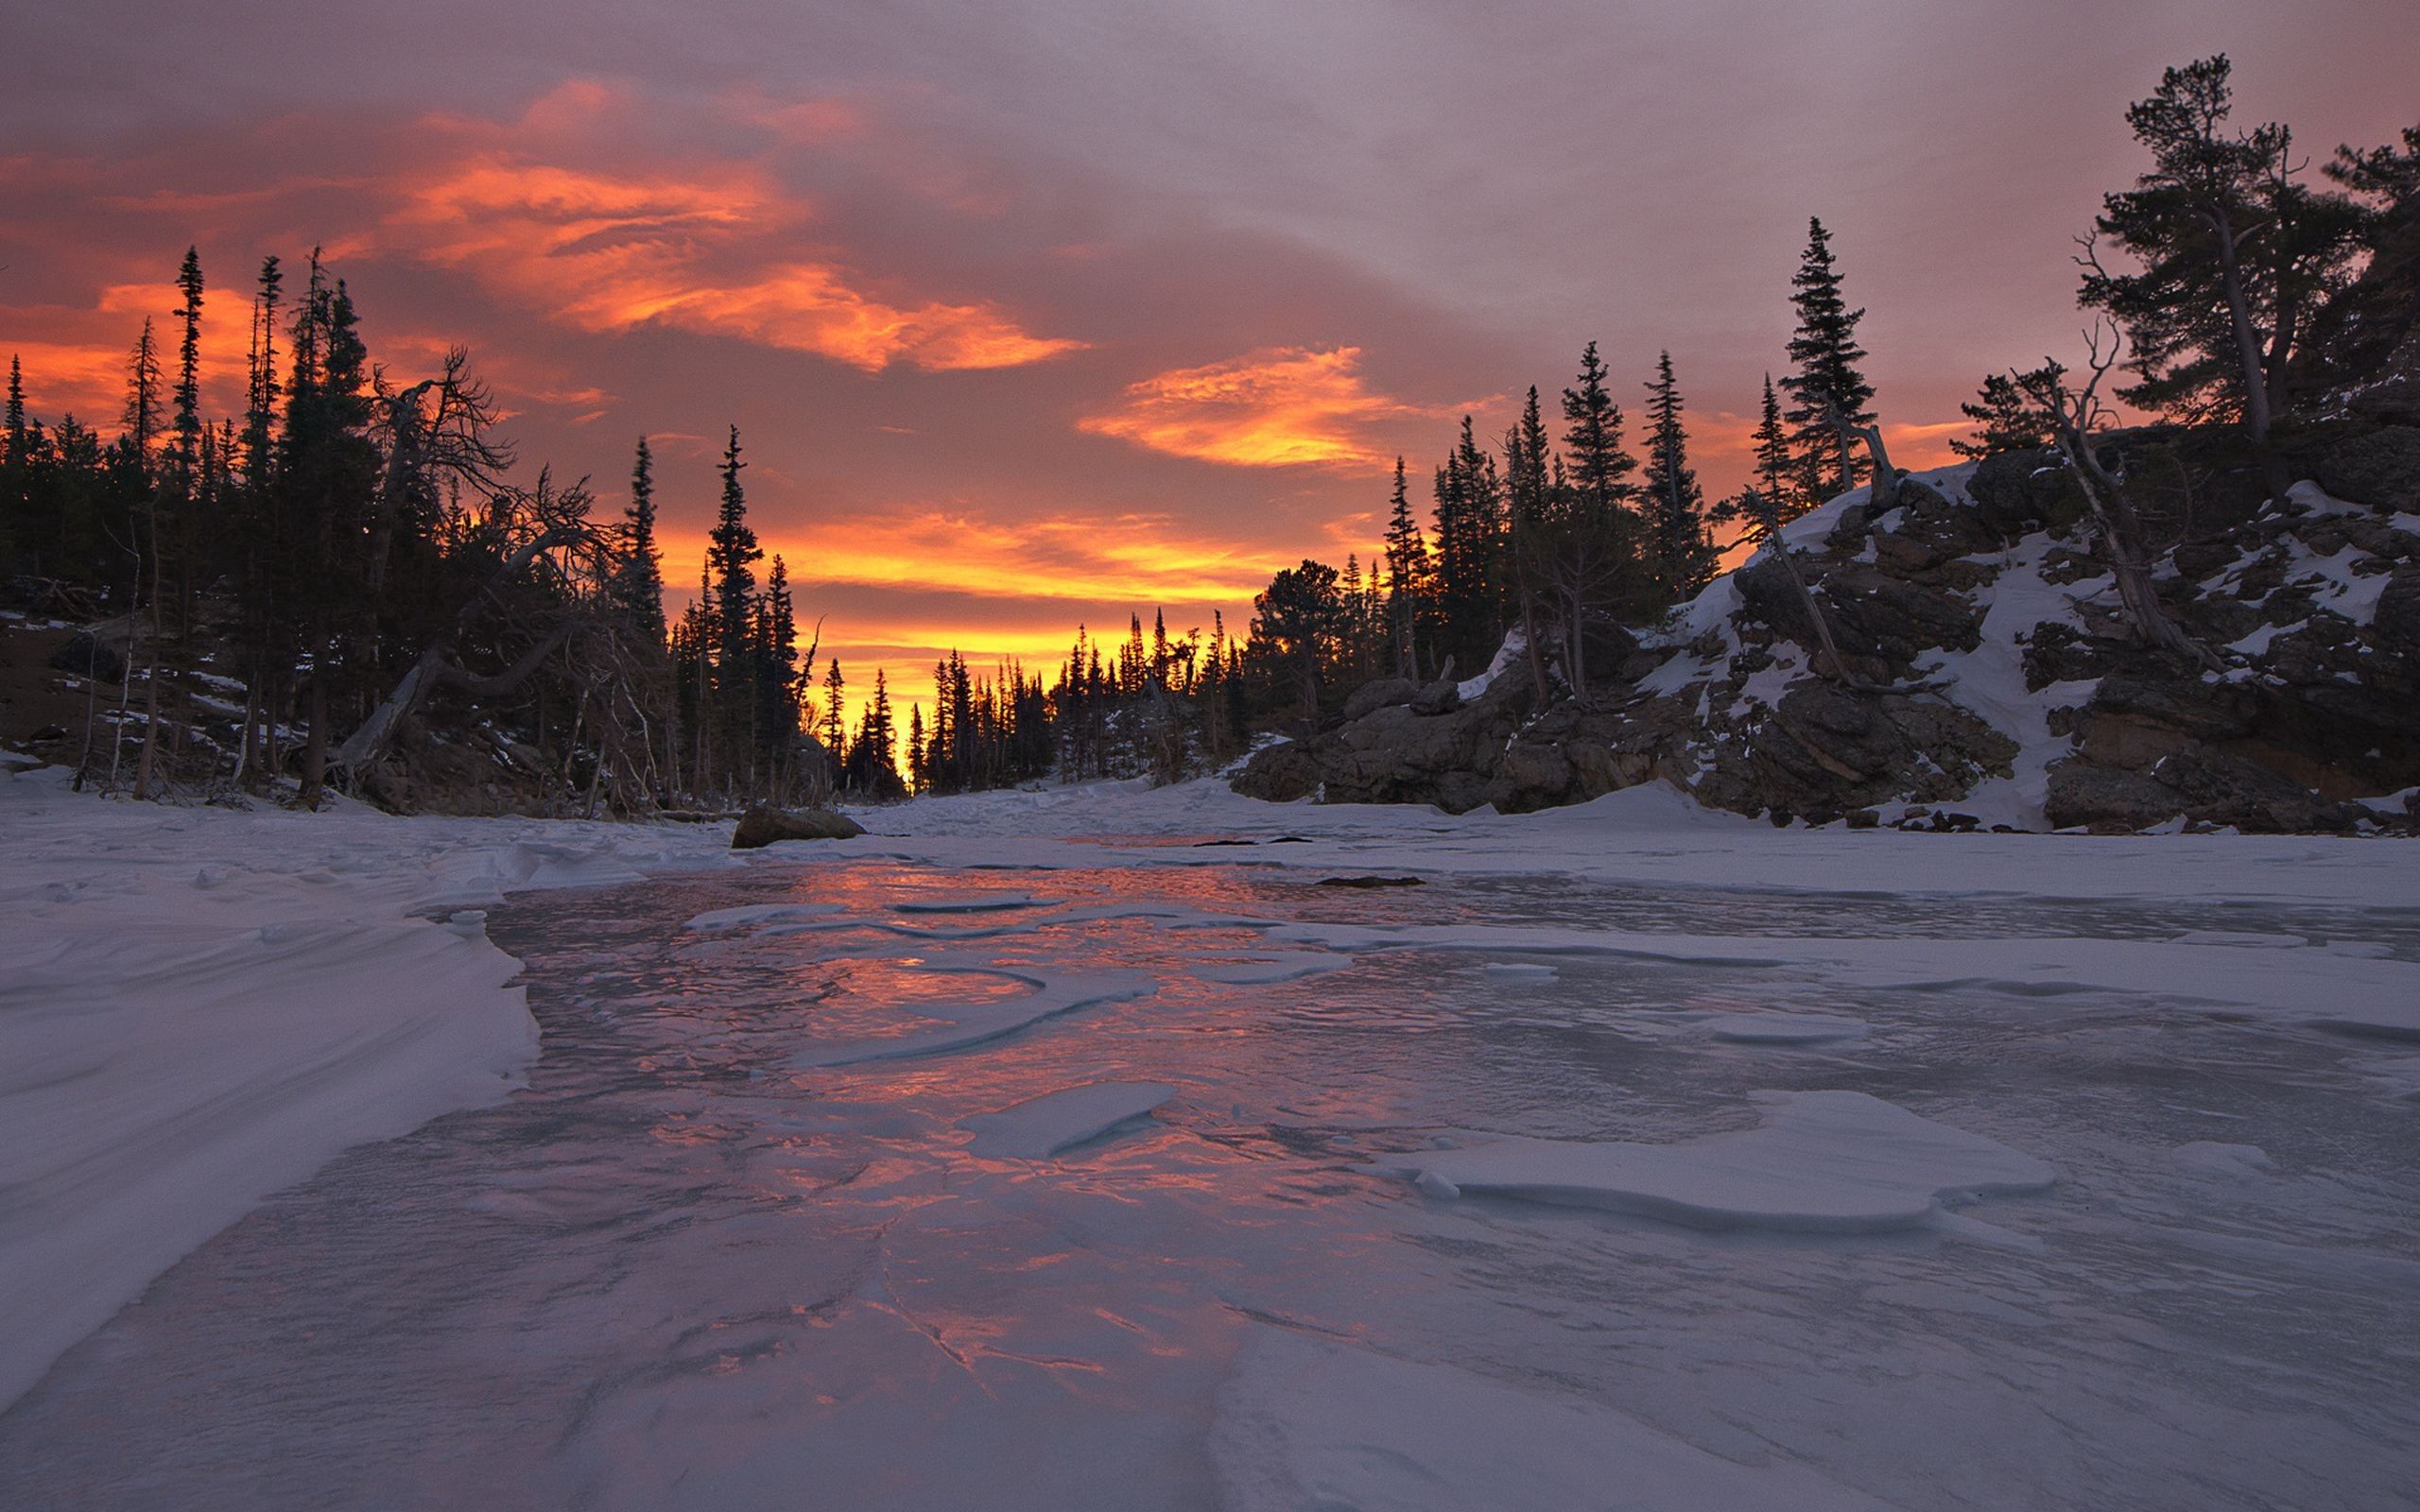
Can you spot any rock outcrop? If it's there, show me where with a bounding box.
[1235,432,2420,833]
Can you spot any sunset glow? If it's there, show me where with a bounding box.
[4,12,2411,741]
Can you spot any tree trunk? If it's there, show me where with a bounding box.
[301,662,329,809]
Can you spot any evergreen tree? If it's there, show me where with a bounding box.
[171,249,204,495]
[1780,217,1876,501]
[1950,374,2055,458]
[821,659,847,756]
[613,436,668,644]
[241,257,283,488]
[2082,54,2369,473]
[2306,125,2420,397]
[122,318,164,473]
[1714,375,1803,550]
[706,425,762,749]
[907,703,926,794]
[1560,339,1637,516]
[1381,456,1430,678]
[1639,351,1714,601]
[755,553,800,777]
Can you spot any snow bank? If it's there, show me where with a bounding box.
[959,1080,1175,1159]
[0,765,739,1412]
[1213,1326,1890,1512]
[1383,1090,2053,1233]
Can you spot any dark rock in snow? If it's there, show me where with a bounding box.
[731,805,866,849]
[2310,425,2420,513]
[48,630,127,682]
[2375,567,2420,654]
[1232,741,1322,802]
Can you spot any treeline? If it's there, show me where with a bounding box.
[0,245,859,811]
[1234,54,2420,726]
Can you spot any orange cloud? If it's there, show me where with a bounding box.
[391,155,1081,372]
[1079,345,1421,469]
[664,509,1289,608]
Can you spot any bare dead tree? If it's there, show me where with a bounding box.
[2013,321,2221,670]
[366,349,515,597]
[330,469,608,780]
[1824,394,1901,514]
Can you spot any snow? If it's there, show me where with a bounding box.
[1456,628,1526,700]
[1214,1327,1890,1512]
[0,765,742,1413]
[1916,530,2104,829]
[1382,1091,2054,1233]
[959,1080,1175,1159]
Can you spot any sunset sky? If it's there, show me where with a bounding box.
[5,1,2413,730]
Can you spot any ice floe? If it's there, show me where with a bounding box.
[959,1081,1176,1159]
[1383,1091,2053,1233]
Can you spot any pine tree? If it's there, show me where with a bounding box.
[1501,384,1557,699]
[907,703,926,794]
[171,248,204,495]
[1715,374,1803,550]
[1950,374,2055,458]
[1639,352,1714,600]
[2082,56,2368,483]
[821,659,847,756]
[1560,339,1637,517]
[756,553,799,778]
[122,318,164,475]
[614,436,668,644]
[1781,217,1876,501]
[240,257,283,488]
[706,425,762,747]
[1381,456,1430,679]
[1432,416,1505,669]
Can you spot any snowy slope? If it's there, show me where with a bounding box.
[0,767,745,1411]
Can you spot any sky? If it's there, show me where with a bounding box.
[4,0,2414,731]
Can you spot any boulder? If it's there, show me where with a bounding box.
[2149,748,2355,833]
[2310,425,2420,513]
[1966,449,2085,539]
[1409,677,1461,716]
[1342,677,1419,721]
[2375,566,2420,654]
[48,630,127,682]
[1232,741,1322,802]
[2045,762,2190,832]
[731,805,866,849]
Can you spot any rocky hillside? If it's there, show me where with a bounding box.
[1236,424,2420,833]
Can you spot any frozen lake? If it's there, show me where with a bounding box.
[5,797,2419,1508]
